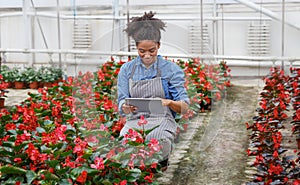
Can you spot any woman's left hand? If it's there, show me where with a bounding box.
[161,98,189,114]
[161,99,172,106]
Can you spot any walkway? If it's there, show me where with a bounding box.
[156,78,264,184]
[3,88,38,107]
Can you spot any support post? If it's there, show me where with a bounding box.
[23,0,33,65]
[57,0,62,68]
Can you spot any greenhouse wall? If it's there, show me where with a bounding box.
[0,0,300,76]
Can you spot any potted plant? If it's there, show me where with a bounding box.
[0,65,13,88]
[51,66,64,82]
[37,66,56,87]
[23,66,39,89]
[10,67,27,89]
[0,74,9,108]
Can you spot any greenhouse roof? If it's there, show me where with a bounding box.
[1,0,300,8]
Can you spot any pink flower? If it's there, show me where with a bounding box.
[138,115,148,126]
[90,157,105,170]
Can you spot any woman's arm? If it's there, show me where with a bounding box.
[117,64,131,115]
[161,99,189,114]
[163,62,190,114]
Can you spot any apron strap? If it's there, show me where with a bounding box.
[129,64,138,79]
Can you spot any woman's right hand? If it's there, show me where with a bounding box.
[122,103,137,114]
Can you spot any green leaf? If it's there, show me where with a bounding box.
[58,179,73,185]
[71,166,99,177]
[40,170,60,181]
[1,141,15,148]
[144,125,160,135]
[60,149,73,157]
[14,141,31,153]
[129,168,141,176]
[63,113,74,119]
[7,129,17,135]
[0,156,12,164]
[46,160,59,169]
[0,165,27,174]
[108,161,122,168]
[42,110,52,117]
[36,127,46,133]
[26,170,37,184]
[101,179,113,185]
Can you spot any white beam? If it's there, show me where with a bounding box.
[23,0,33,65]
[234,0,300,31]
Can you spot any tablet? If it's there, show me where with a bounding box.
[125,98,165,114]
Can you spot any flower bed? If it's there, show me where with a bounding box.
[289,67,300,149]
[0,58,231,184]
[246,67,300,184]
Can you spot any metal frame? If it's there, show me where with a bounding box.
[0,0,299,72]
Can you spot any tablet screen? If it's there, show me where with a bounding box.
[125,98,165,114]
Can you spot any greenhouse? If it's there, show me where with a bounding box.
[0,0,299,184]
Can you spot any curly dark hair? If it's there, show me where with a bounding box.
[124,11,166,44]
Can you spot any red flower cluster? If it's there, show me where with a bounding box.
[247,67,300,184]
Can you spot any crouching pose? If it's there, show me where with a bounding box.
[117,11,189,170]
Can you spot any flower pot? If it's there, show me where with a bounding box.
[7,82,13,88]
[14,81,25,89]
[0,98,5,109]
[29,81,39,89]
[43,82,53,88]
[38,82,44,88]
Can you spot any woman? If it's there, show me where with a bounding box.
[117,11,189,170]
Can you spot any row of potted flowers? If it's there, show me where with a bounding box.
[0,74,9,108]
[0,57,231,184]
[0,65,64,89]
[289,67,300,148]
[246,67,299,184]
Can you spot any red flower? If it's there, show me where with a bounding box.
[13,158,22,164]
[106,149,116,159]
[138,115,148,126]
[12,113,19,121]
[25,143,40,161]
[97,69,105,81]
[103,99,113,110]
[144,173,154,183]
[90,157,105,170]
[124,129,144,144]
[268,163,283,175]
[76,170,88,184]
[273,150,278,158]
[273,108,278,118]
[293,179,300,185]
[151,162,158,169]
[5,123,16,130]
[119,180,127,185]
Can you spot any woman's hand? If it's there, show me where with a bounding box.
[161,98,189,114]
[161,99,172,106]
[122,103,137,114]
